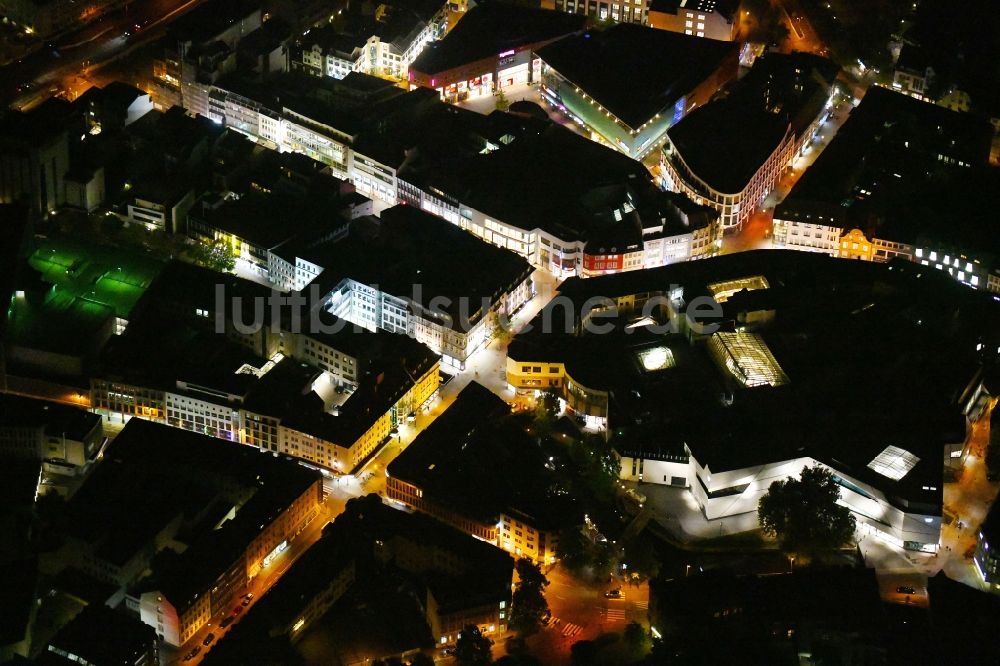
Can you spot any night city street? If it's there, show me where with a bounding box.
[2,0,1000,664]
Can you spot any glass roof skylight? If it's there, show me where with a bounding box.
[708,332,789,387]
[867,445,920,481]
[707,275,770,303]
[636,346,675,372]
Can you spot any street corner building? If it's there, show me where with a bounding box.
[201,494,515,662]
[36,419,324,648]
[386,381,581,566]
[660,51,839,233]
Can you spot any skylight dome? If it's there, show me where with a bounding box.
[867,445,920,480]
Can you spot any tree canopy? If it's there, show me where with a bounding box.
[510,558,550,635]
[758,465,856,555]
[454,624,493,665]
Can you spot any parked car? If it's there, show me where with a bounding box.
[183,646,201,661]
[220,616,234,628]
[202,633,216,646]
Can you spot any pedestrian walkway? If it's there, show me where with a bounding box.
[560,622,584,638]
[602,607,626,622]
[551,618,584,638]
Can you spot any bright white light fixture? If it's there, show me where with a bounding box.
[867,445,920,481]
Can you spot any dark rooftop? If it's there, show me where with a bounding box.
[925,571,1000,663]
[309,206,533,331]
[387,382,580,530]
[667,98,791,193]
[978,497,1000,548]
[396,112,714,246]
[650,566,886,654]
[0,96,75,148]
[97,310,265,398]
[40,605,156,666]
[190,187,349,250]
[237,17,292,58]
[537,23,736,128]
[274,334,438,456]
[328,495,514,604]
[410,2,586,76]
[775,86,996,253]
[0,394,101,442]
[667,51,837,194]
[387,382,511,523]
[649,0,739,16]
[168,0,260,46]
[726,51,839,139]
[75,81,147,114]
[298,23,367,55]
[204,494,512,663]
[0,557,37,646]
[105,419,320,612]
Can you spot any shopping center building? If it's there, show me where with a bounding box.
[660,52,837,232]
[407,3,586,103]
[393,107,722,278]
[507,250,999,552]
[536,23,738,159]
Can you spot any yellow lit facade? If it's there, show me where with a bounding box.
[505,358,566,390]
[272,358,440,472]
[139,476,323,647]
[838,228,875,261]
[505,357,610,424]
[498,512,559,565]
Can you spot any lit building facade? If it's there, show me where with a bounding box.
[647,0,741,41]
[505,358,611,430]
[772,86,997,293]
[661,121,794,233]
[295,24,440,81]
[891,44,934,102]
[547,0,650,24]
[771,219,1000,295]
[138,473,321,646]
[618,421,945,553]
[536,24,738,159]
[406,3,586,104]
[92,343,440,475]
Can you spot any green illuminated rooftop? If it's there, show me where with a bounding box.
[27,237,163,319]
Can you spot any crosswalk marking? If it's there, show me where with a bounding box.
[561,622,583,637]
[604,608,626,619]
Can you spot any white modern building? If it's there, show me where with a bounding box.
[620,447,942,553]
[295,16,441,81]
[317,208,536,368]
